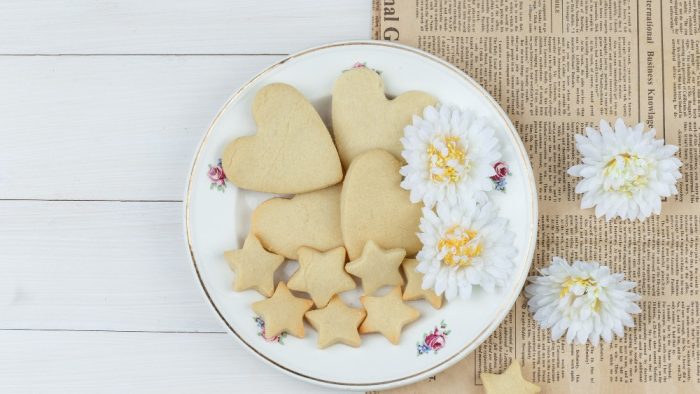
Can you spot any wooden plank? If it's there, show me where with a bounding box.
[0,55,281,201]
[0,200,224,332]
[0,330,340,393]
[0,0,370,54]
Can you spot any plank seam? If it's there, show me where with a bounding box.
[0,53,287,57]
[0,198,182,203]
[0,328,226,334]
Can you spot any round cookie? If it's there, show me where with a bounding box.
[340,149,423,260]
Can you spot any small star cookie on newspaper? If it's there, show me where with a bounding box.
[401,259,443,309]
[480,360,541,394]
[345,240,405,295]
[288,246,355,307]
[224,234,284,297]
[359,286,420,344]
[305,295,366,348]
[252,282,313,338]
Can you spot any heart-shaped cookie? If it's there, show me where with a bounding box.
[223,83,343,194]
[340,149,422,260]
[252,185,343,260]
[332,67,437,168]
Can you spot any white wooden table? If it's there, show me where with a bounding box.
[0,1,370,392]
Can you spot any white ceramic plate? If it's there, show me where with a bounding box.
[185,40,537,391]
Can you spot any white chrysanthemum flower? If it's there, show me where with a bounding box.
[400,105,501,207]
[568,118,682,221]
[525,257,641,346]
[416,201,517,300]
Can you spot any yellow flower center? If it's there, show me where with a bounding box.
[427,136,468,184]
[602,152,650,195]
[560,277,601,312]
[438,225,482,267]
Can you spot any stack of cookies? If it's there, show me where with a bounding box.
[223,67,440,348]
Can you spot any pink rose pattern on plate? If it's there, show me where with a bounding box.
[417,320,451,355]
[254,316,287,344]
[343,61,382,75]
[490,161,511,192]
[208,159,228,192]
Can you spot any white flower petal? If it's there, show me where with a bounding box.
[568,119,681,221]
[415,199,516,300]
[524,256,641,346]
[399,104,504,208]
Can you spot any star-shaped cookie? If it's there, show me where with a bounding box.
[252,282,313,338]
[359,286,420,344]
[288,246,355,307]
[345,240,404,295]
[480,360,541,394]
[401,259,443,309]
[305,295,366,348]
[224,234,284,297]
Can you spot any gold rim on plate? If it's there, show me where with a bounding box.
[184,40,538,390]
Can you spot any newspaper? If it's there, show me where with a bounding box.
[372,0,700,393]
